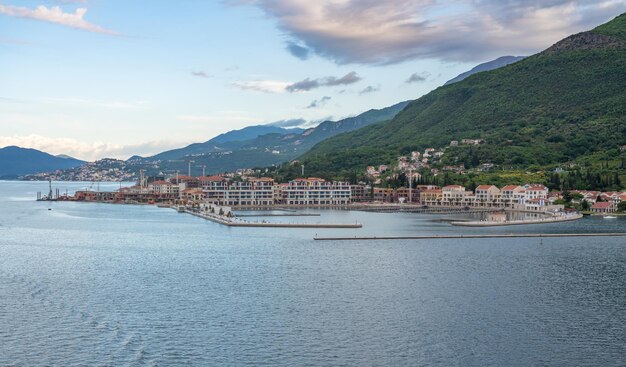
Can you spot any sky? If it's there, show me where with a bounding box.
[1,0,625,161]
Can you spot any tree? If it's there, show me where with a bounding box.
[580,200,590,211]
[618,201,626,212]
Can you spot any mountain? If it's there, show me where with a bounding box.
[140,100,410,174]
[444,56,525,85]
[297,13,626,178]
[145,125,303,162]
[0,146,85,178]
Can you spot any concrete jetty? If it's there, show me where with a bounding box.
[235,213,321,217]
[314,233,626,241]
[450,214,583,226]
[184,209,362,228]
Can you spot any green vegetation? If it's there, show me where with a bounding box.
[593,13,626,39]
[291,13,626,189]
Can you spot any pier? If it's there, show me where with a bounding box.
[314,233,626,241]
[235,213,321,217]
[183,209,362,228]
[355,205,501,214]
[450,214,583,226]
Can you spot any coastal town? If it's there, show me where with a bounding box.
[44,171,625,216]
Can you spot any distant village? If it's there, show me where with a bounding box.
[366,139,493,184]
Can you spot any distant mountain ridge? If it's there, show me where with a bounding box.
[444,56,525,85]
[139,101,410,174]
[0,146,84,178]
[146,125,304,162]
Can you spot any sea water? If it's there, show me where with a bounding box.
[1,181,625,366]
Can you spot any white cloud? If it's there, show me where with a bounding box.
[0,134,186,161]
[236,0,626,63]
[232,80,292,93]
[0,4,120,35]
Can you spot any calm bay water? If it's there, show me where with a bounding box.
[1,181,626,366]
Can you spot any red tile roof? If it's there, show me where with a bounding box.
[527,184,548,191]
[591,202,613,209]
[198,175,226,182]
[501,185,521,191]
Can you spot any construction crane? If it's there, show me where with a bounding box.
[196,164,207,177]
[139,169,146,188]
[168,159,195,177]
[162,169,181,182]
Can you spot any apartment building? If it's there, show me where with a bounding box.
[475,185,501,207]
[441,185,467,206]
[284,178,351,205]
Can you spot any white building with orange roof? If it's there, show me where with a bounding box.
[523,184,549,200]
[441,185,467,206]
[590,201,616,213]
[475,185,501,207]
[148,180,180,195]
[500,185,526,208]
[419,189,442,206]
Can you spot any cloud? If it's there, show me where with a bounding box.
[405,72,430,84]
[359,85,379,95]
[232,80,291,93]
[286,71,361,92]
[306,96,331,109]
[0,134,183,161]
[235,0,626,63]
[266,118,307,128]
[286,41,311,60]
[191,71,211,78]
[0,4,120,35]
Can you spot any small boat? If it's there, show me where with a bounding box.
[603,215,617,219]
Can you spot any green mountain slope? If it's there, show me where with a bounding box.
[298,13,626,178]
